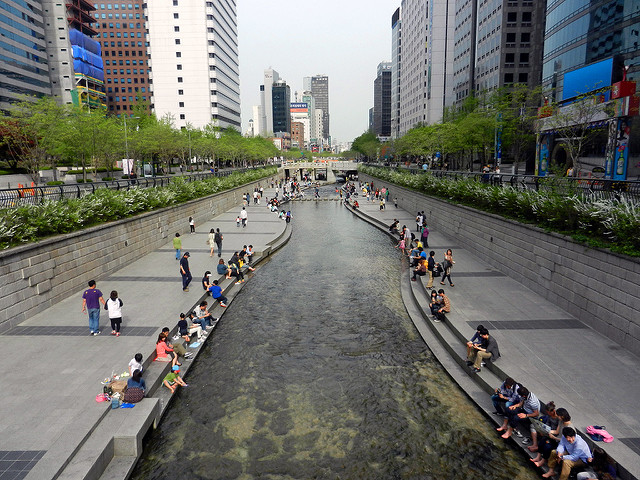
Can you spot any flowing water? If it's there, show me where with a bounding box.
[131,188,538,480]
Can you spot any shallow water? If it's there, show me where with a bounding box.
[131,188,538,480]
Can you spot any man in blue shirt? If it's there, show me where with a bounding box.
[207,280,228,307]
[543,427,592,480]
[81,280,105,335]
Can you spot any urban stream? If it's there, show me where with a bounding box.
[131,187,538,480]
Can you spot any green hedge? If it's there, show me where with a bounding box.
[0,166,276,250]
[360,165,640,256]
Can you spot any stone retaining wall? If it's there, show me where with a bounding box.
[0,181,265,333]
[360,173,640,356]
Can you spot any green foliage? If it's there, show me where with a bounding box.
[67,167,123,174]
[46,181,64,186]
[77,179,93,183]
[352,131,381,160]
[0,166,276,250]
[360,165,640,256]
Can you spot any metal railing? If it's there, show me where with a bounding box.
[0,169,241,208]
[365,164,640,202]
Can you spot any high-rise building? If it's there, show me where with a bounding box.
[302,91,316,143]
[0,1,50,112]
[452,0,477,105]
[473,1,545,95]
[146,0,241,129]
[271,80,290,134]
[398,0,429,134]
[260,68,280,135]
[42,0,106,109]
[92,1,151,115]
[373,62,392,138]
[543,0,640,102]
[391,7,402,139]
[309,75,329,142]
[290,102,310,145]
[251,104,264,136]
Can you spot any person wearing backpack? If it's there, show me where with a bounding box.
[105,290,124,337]
[214,228,223,257]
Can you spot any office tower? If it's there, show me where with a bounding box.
[302,91,317,145]
[92,1,151,115]
[290,102,310,145]
[391,7,401,139]
[543,0,640,101]
[452,0,477,105]
[473,0,544,94]
[398,0,429,135]
[373,62,392,137]
[42,0,105,109]
[271,80,290,134]
[309,75,329,142]
[260,67,280,135]
[0,0,50,112]
[251,104,264,136]
[146,0,241,129]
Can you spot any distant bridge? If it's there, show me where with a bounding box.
[281,161,359,182]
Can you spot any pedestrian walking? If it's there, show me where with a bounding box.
[240,206,248,227]
[180,252,192,292]
[81,280,106,336]
[173,232,182,260]
[189,216,195,234]
[208,228,216,257]
[214,228,223,257]
[440,248,455,287]
[394,197,398,208]
[105,290,124,337]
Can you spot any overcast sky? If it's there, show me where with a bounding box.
[237,0,396,145]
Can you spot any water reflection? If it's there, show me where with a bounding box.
[131,189,538,480]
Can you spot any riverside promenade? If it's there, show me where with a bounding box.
[0,187,290,480]
[347,191,640,480]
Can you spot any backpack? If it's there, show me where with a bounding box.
[214,232,222,244]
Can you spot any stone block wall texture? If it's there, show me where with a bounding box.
[0,181,264,333]
[360,173,640,356]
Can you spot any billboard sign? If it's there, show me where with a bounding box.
[562,58,613,101]
[290,102,308,113]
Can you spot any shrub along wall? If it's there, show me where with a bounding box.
[0,180,264,333]
[360,172,640,356]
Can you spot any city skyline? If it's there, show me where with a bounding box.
[237,0,392,145]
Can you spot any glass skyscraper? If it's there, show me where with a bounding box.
[543,0,640,100]
[0,0,50,112]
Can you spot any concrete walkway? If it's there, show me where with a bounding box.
[0,188,290,480]
[348,189,640,480]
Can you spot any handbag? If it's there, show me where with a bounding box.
[123,387,145,403]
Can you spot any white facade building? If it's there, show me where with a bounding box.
[398,0,454,135]
[146,0,240,130]
[260,67,280,135]
[251,104,264,136]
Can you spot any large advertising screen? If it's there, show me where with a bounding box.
[562,58,613,101]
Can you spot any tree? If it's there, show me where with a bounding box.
[538,91,611,173]
[2,96,65,182]
[352,131,380,161]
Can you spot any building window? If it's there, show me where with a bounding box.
[180,114,185,119]
[179,102,184,107]
[173,0,178,4]
[175,39,180,44]
[174,13,179,18]
[177,64,182,70]
[178,89,184,95]
[174,26,179,32]
[176,52,181,57]
[177,77,183,83]
[518,72,528,83]
[504,73,514,83]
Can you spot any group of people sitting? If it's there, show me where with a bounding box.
[491,375,617,480]
[202,245,255,289]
